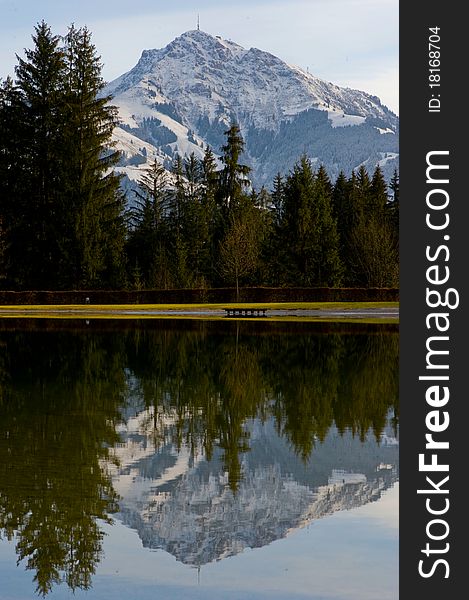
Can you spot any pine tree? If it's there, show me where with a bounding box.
[355,165,372,213]
[0,77,30,286]
[332,171,355,285]
[201,146,218,195]
[170,154,186,227]
[13,21,67,288]
[370,166,389,214]
[217,123,251,214]
[263,173,286,285]
[312,165,343,286]
[281,156,315,285]
[128,159,171,288]
[270,173,284,227]
[183,153,211,286]
[167,155,190,287]
[59,24,123,288]
[279,157,342,286]
[184,152,202,202]
[332,172,350,236]
[200,146,219,284]
[347,166,398,287]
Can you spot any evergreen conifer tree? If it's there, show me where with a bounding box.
[280,158,342,286]
[168,155,190,287]
[201,146,219,284]
[182,153,211,286]
[332,171,356,285]
[370,166,389,213]
[13,21,67,288]
[281,156,315,285]
[59,24,123,288]
[271,173,285,227]
[312,166,343,286]
[217,123,251,214]
[0,77,31,286]
[263,173,287,285]
[348,166,398,287]
[1,22,124,289]
[128,159,171,288]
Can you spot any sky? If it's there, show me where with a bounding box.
[0,0,399,114]
[0,483,398,599]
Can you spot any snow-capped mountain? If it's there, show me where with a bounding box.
[106,407,399,567]
[106,30,399,191]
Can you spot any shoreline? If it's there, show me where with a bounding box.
[0,302,399,322]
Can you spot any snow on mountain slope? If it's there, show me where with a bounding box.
[107,408,398,567]
[106,30,399,190]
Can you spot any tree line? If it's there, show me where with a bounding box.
[0,22,399,292]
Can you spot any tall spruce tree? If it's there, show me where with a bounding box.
[281,156,315,285]
[183,153,212,286]
[0,77,31,287]
[59,25,124,288]
[280,157,342,286]
[201,145,219,283]
[355,165,372,209]
[331,171,358,285]
[217,123,251,214]
[168,155,190,287]
[347,166,398,287]
[13,21,67,288]
[128,159,171,288]
[263,173,287,285]
[370,165,389,214]
[270,174,284,225]
[312,166,343,286]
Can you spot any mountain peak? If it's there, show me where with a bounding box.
[178,29,217,40]
[106,30,399,190]
[168,29,247,58]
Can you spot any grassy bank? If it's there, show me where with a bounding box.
[0,301,398,309]
[0,301,399,324]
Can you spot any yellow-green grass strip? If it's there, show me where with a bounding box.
[0,301,398,311]
[0,302,399,323]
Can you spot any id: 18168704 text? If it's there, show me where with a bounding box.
[428,26,441,113]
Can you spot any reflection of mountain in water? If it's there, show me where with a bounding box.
[0,323,398,595]
[109,407,398,566]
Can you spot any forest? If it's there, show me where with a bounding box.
[0,22,399,293]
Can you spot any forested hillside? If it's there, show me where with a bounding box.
[0,23,399,292]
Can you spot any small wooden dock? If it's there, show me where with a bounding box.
[224,307,269,318]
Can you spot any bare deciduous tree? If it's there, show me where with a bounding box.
[218,215,260,300]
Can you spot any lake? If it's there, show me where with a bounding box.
[0,319,399,599]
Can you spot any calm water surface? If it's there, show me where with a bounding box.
[0,320,399,599]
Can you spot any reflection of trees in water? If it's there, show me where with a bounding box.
[269,332,399,456]
[125,327,399,481]
[0,332,125,596]
[0,324,398,595]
